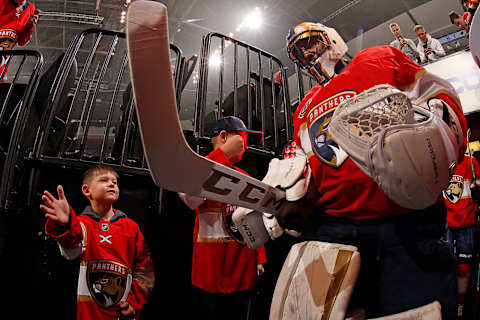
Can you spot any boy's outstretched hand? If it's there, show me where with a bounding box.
[40,185,70,227]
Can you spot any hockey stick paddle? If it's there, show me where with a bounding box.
[126,0,285,215]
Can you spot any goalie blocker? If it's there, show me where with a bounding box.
[232,149,311,249]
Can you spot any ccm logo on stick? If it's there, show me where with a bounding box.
[202,169,285,212]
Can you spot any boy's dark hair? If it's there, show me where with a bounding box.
[449,11,460,24]
[82,165,119,184]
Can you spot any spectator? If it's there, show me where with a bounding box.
[443,150,480,318]
[389,22,420,63]
[449,11,470,33]
[41,165,155,319]
[460,0,478,26]
[0,0,39,79]
[414,25,446,63]
[179,116,267,320]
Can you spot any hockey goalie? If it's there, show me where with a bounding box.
[233,22,467,320]
[125,2,466,319]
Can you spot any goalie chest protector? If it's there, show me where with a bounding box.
[293,45,430,220]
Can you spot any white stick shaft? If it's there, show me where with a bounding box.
[126,0,285,214]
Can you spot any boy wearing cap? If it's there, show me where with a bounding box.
[179,116,266,320]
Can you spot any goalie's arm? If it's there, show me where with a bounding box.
[232,152,318,249]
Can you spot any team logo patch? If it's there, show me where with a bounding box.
[0,29,17,51]
[221,203,244,244]
[443,175,464,204]
[101,223,109,232]
[307,91,356,167]
[87,260,129,308]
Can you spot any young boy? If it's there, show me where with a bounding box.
[179,116,267,320]
[41,165,154,320]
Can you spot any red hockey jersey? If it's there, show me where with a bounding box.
[0,0,36,79]
[46,206,154,320]
[191,147,267,293]
[443,154,480,227]
[293,45,467,220]
[0,0,35,49]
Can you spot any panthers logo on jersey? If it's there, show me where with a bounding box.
[443,175,464,204]
[0,29,17,51]
[86,260,130,308]
[307,91,356,167]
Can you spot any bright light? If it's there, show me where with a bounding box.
[209,53,222,67]
[242,9,262,29]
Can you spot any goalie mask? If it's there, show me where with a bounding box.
[286,22,348,85]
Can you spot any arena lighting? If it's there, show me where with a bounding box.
[242,7,263,29]
[209,52,222,67]
[120,10,126,23]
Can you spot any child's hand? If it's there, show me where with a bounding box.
[40,185,70,226]
[25,9,40,29]
[119,301,135,318]
[257,264,265,277]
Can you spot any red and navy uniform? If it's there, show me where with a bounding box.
[46,206,154,320]
[0,0,36,77]
[444,155,480,227]
[0,0,35,49]
[191,147,267,293]
[293,45,467,220]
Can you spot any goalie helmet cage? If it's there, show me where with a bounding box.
[0,50,43,210]
[194,32,293,156]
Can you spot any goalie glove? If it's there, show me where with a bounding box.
[263,147,312,201]
[329,84,459,210]
[232,150,311,249]
[426,97,464,161]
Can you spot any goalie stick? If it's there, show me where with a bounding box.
[126,0,285,215]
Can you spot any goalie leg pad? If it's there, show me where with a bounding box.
[369,301,441,320]
[270,241,360,320]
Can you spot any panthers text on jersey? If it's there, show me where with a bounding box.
[293,45,467,219]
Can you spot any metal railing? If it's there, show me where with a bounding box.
[32,29,184,175]
[0,50,44,209]
[194,32,293,155]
